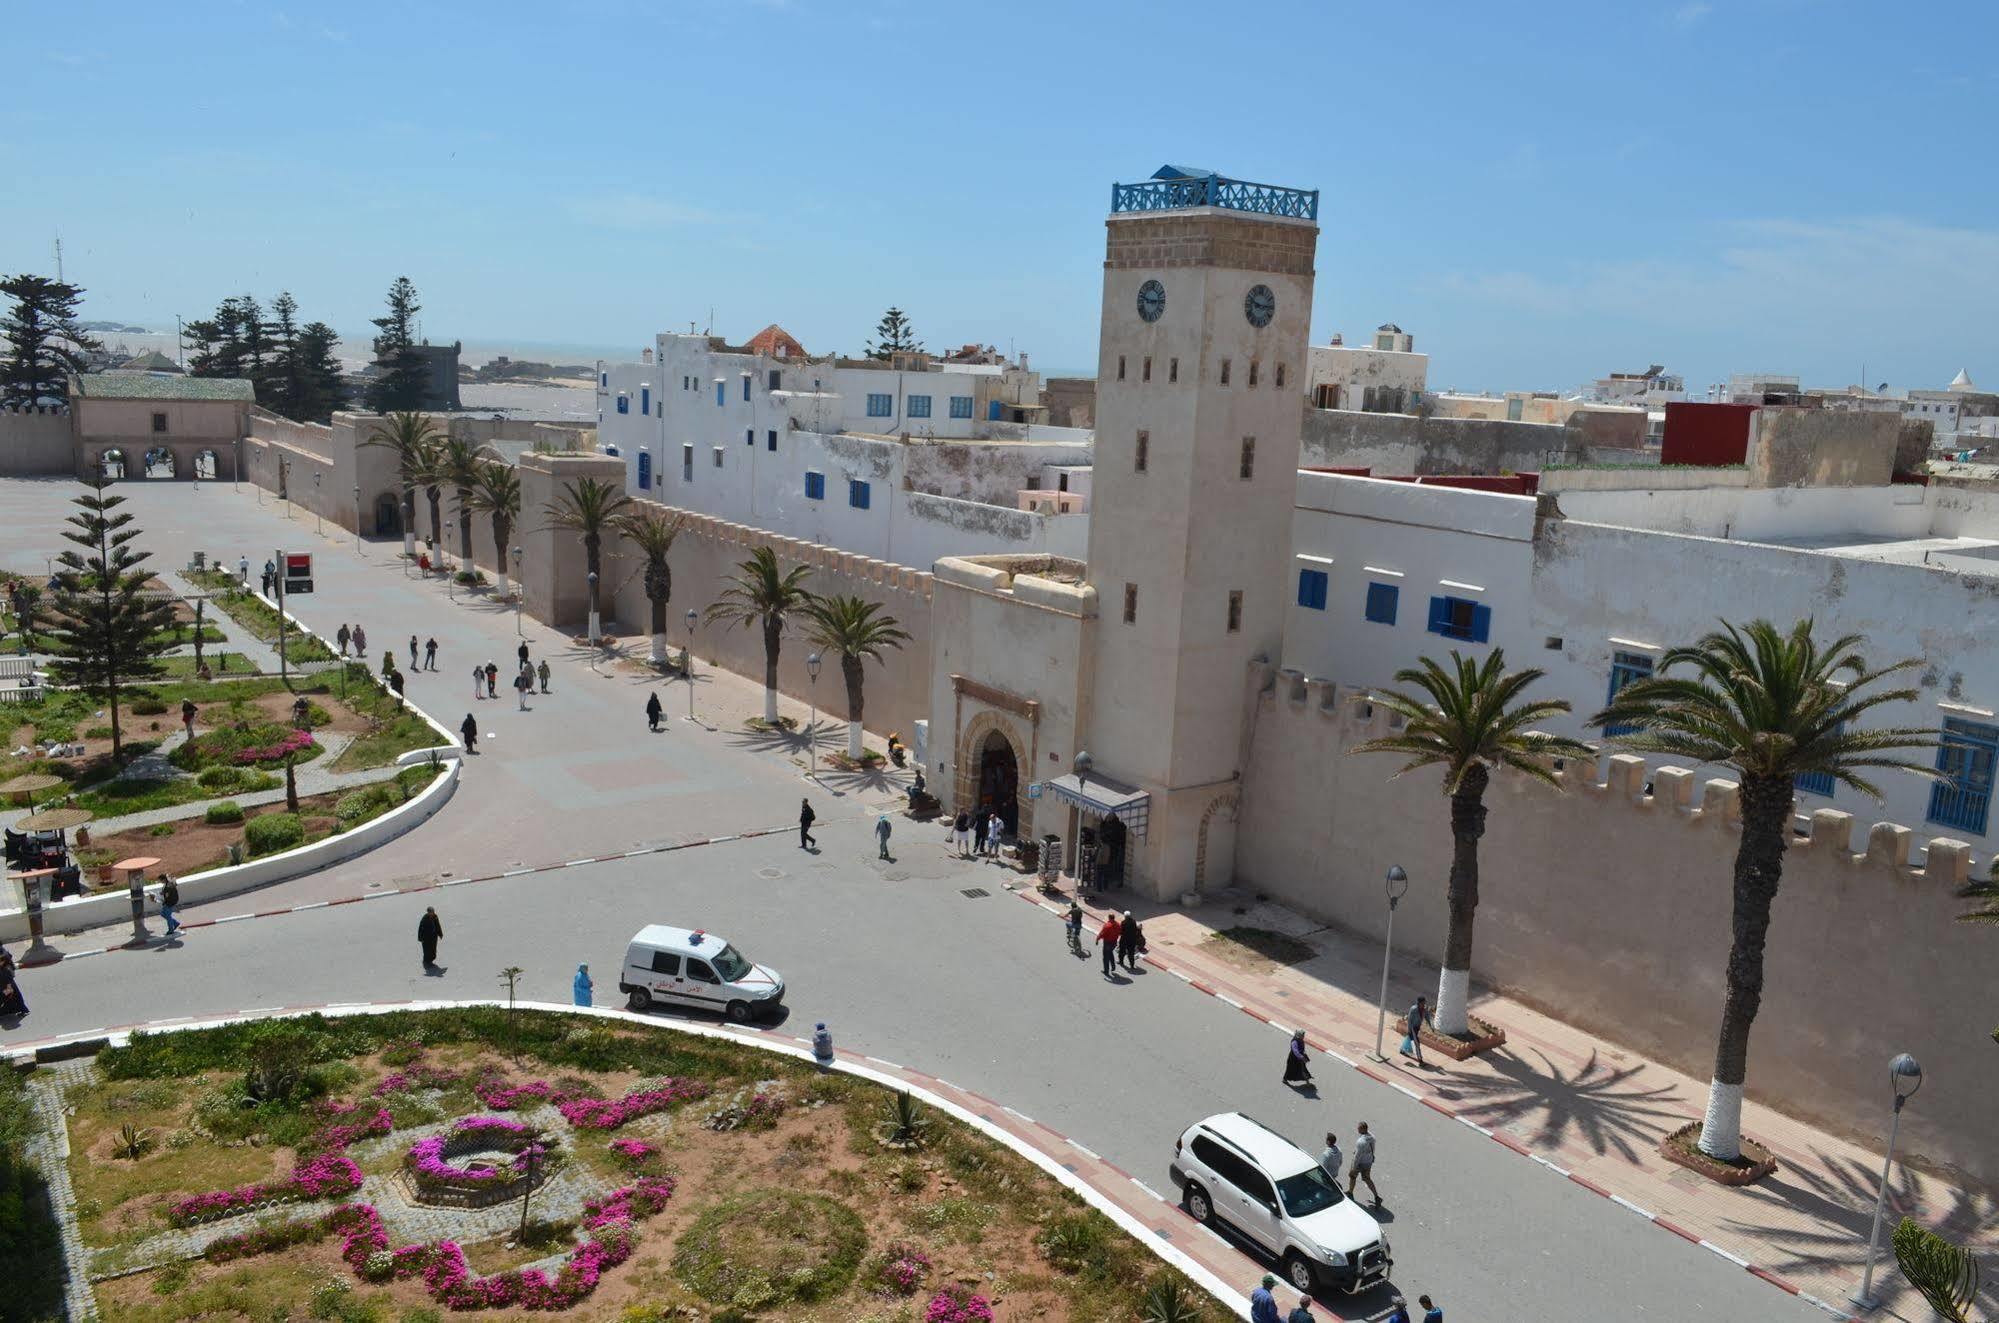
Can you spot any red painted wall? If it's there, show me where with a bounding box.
[1662,402,1757,467]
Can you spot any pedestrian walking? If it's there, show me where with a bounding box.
[417,906,443,967]
[799,798,817,850]
[1384,1298,1411,1323]
[645,692,663,732]
[1287,1298,1316,1323]
[1283,1029,1313,1086]
[514,669,530,710]
[461,713,478,753]
[388,668,405,705]
[875,814,892,859]
[573,963,593,1007]
[517,641,530,670]
[537,659,550,693]
[473,664,485,700]
[1317,1132,1343,1183]
[381,650,396,678]
[409,635,419,669]
[986,809,1004,856]
[158,873,181,936]
[1249,1274,1280,1323]
[971,807,989,856]
[181,699,197,739]
[1418,1294,1441,1322]
[336,623,351,656]
[425,637,438,670]
[1096,912,1121,977]
[261,559,275,596]
[1400,995,1429,1066]
[352,624,367,657]
[0,947,28,1018]
[237,555,250,587]
[1117,910,1143,970]
[950,809,972,857]
[1348,1121,1381,1203]
[484,660,498,699]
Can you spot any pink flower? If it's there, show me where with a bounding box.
[924,1285,997,1323]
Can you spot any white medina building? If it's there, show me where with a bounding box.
[593,326,1089,567]
[1280,463,1999,863]
[1304,325,1427,413]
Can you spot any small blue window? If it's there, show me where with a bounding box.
[616,395,629,415]
[849,479,871,509]
[742,376,751,402]
[746,428,755,447]
[805,471,825,501]
[867,393,893,418]
[715,381,724,407]
[766,430,777,451]
[950,395,973,419]
[1797,722,1843,797]
[1296,568,1328,610]
[1364,582,1398,624]
[600,372,608,388]
[908,394,932,418]
[636,451,652,490]
[1928,718,1998,835]
[1603,650,1655,737]
[1426,595,1490,643]
[640,387,650,415]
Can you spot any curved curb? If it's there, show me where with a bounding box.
[3,1000,1256,1321]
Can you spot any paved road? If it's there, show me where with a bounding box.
[0,480,1823,1321]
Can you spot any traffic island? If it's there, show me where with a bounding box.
[1659,1121,1779,1187]
[1420,1015,1508,1061]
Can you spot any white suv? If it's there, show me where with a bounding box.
[1170,1112,1391,1296]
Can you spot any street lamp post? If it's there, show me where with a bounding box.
[684,608,697,721]
[806,652,822,777]
[1372,865,1411,1061]
[353,485,362,555]
[1851,1053,1924,1312]
[511,547,524,635]
[313,473,322,534]
[587,571,600,644]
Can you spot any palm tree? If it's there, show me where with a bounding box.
[362,412,440,560]
[1353,650,1594,1041]
[541,477,631,641]
[417,442,447,563]
[1593,619,1937,1162]
[614,507,687,664]
[437,437,486,575]
[706,546,814,724]
[466,459,521,598]
[805,594,912,759]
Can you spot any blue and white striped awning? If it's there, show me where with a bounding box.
[1041,771,1149,839]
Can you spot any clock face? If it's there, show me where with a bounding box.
[1244,284,1276,328]
[1136,279,1166,323]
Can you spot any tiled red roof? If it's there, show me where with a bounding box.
[743,324,808,360]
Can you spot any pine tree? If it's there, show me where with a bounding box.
[238,294,270,386]
[865,307,922,361]
[368,276,428,412]
[186,296,248,379]
[0,273,102,405]
[46,475,177,763]
[265,292,304,418]
[297,321,346,422]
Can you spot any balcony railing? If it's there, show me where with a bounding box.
[1111,174,1318,220]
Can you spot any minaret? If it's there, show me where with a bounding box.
[1081,167,1319,898]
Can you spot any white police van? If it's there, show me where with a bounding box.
[617,925,785,1023]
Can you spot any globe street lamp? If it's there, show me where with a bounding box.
[683,609,698,721]
[1851,1053,1924,1311]
[511,547,524,634]
[805,652,823,777]
[1372,865,1410,1061]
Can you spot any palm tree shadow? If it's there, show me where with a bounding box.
[726,721,812,759]
[1441,1047,1683,1164]
[816,761,900,796]
[1719,1145,1999,1296]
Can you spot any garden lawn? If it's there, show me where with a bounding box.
[185,573,335,664]
[67,769,282,821]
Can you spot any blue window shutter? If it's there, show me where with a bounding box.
[1295,569,1327,610]
[1471,604,1492,643]
[715,381,724,407]
[616,395,628,414]
[1427,596,1449,635]
[641,387,650,414]
[766,430,776,451]
[600,372,608,388]
[636,452,651,490]
[1365,582,1397,624]
[746,428,754,447]
[805,472,824,500]
[742,376,751,402]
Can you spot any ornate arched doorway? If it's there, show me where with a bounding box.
[1194,791,1240,890]
[374,494,402,536]
[978,729,1020,836]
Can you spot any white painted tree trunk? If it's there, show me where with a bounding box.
[649,631,667,664]
[495,572,510,600]
[1434,967,1471,1038]
[847,720,863,759]
[763,687,779,723]
[587,609,601,644]
[403,528,416,559]
[1698,1079,1744,1161]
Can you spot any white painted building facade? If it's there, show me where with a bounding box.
[1305,330,1428,413]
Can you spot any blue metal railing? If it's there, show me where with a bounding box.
[1111,175,1318,220]
[1927,719,1997,835]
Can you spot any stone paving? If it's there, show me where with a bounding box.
[23,1062,100,1320]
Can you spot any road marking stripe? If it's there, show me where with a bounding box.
[863,1055,902,1069]
[291,901,329,911]
[1611,1194,1655,1219]
[1168,970,1193,983]
[1131,1179,1165,1202]
[254,909,290,917]
[1568,1173,1613,1198]
[1491,1130,1532,1155]
[437,877,474,887]
[1389,1083,1421,1100]
[214,914,254,924]
[933,1078,959,1091]
[623,849,651,858]
[1324,1049,1357,1067]
[1002,1106,1034,1124]
[1214,994,1243,1009]
[1420,1096,1456,1116]
[1455,1116,1493,1136]
[708,835,734,843]
[67,948,105,959]
[327,897,361,905]
[1068,1139,1101,1160]
[1653,1217,1701,1243]
[1700,1240,1750,1267]
[1532,1155,1572,1177]
[360,890,397,900]
[502,868,534,877]
[562,858,594,867]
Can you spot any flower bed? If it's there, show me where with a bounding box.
[167,1104,388,1225]
[1659,1121,1779,1187]
[405,1116,545,1193]
[925,1284,997,1322]
[557,1079,708,1129]
[869,1242,932,1296]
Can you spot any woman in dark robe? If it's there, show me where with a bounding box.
[1283,1029,1312,1085]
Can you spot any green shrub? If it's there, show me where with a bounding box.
[84,725,113,739]
[148,823,176,838]
[334,786,391,824]
[1039,1209,1116,1277]
[131,699,168,716]
[198,766,242,789]
[673,1189,866,1308]
[205,800,245,826]
[244,812,304,856]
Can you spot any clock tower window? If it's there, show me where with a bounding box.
[1123,584,1138,624]
[1143,356,1152,383]
[1226,591,1244,634]
[1135,430,1149,473]
[1239,437,1256,480]
[1117,355,1126,382]
[1219,358,1231,387]
[1169,358,1179,383]
[1248,360,1260,388]
[1275,363,1286,389]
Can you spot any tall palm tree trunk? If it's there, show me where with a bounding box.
[584,538,602,641]
[426,491,443,564]
[1698,774,1790,1161]
[456,491,474,578]
[841,652,865,758]
[401,487,417,559]
[648,594,667,663]
[761,617,782,723]
[1436,763,1490,1037]
[491,516,512,597]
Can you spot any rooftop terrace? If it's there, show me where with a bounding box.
[1110,165,1318,220]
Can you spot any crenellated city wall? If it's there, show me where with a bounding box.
[1236,662,1999,1184]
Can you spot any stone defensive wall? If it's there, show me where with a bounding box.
[1236,661,1998,1185]
[0,403,75,476]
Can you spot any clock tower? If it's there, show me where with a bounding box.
[1080,166,1319,898]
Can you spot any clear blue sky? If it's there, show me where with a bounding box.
[5,1,1994,393]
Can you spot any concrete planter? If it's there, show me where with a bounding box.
[1659,1121,1779,1187]
[1419,1015,1508,1062]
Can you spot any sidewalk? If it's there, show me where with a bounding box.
[1036,888,1997,1323]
